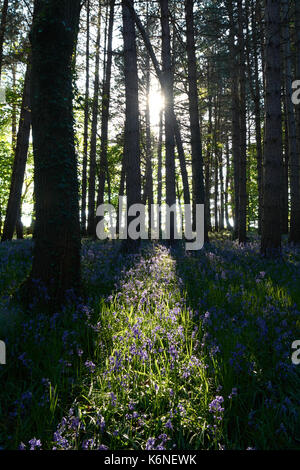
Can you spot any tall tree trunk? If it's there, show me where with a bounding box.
[219,148,225,231]
[227,0,240,239]
[24,0,82,309]
[11,64,17,151]
[2,64,31,242]
[287,0,300,243]
[0,0,8,81]
[225,135,232,230]
[81,0,90,235]
[124,0,190,214]
[122,0,141,251]
[116,155,125,236]
[160,0,176,243]
[205,84,213,233]
[282,103,289,234]
[157,109,163,237]
[87,0,101,236]
[96,0,115,216]
[185,0,208,242]
[144,51,154,236]
[261,0,282,256]
[246,0,263,234]
[237,0,247,243]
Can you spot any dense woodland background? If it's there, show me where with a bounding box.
[0,0,300,307]
[1,0,300,451]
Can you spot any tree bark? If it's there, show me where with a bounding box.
[185,0,208,242]
[81,0,90,235]
[87,0,101,236]
[287,0,300,243]
[2,64,31,242]
[160,0,176,243]
[226,0,241,240]
[0,0,8,81]
[122,0,141,251]
[25,0,82,309]
[261,0,282,256]
[96,0,115,215]
[237,0,247,243]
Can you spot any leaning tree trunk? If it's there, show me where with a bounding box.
[24,0,82,309]
[185,0,208,242]
[122,0,141,252]
[1,64,31,242]
[261,0,282,256]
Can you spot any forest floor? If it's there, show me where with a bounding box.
[0,236,300,450]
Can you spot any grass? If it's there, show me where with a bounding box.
[0,236,300,450]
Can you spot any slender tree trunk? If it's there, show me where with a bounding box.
[213,98,219,232]
[144,51,154,235]
[11,64,17,151]
[96,0,115,213]
[227,0,240,239]
[124,0,190,216]
[225,135,232,230]
[122,0,141,251]
[16,207,23,239]
[81,0,90,235]
[261,0,282,256]
[160,0,176,243]
[246,0,263,234]
[205,84,213,232]
[116,155,125,236]
[157,109,163,237]
[24,0,82,309]
[185,0,208,242]
[87,0,101,236]
[237,0,247,243]
[219,148,225,231]
[285,0,300,243]
[0,0,8,81]
[282,103,289,234]
[2,64,31,242]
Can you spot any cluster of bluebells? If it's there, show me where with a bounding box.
[1,238,300,450]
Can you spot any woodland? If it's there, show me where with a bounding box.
[0,0,300,451]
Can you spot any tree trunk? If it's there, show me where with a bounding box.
[185,0,208,242]
[237,0,247,243]
[226,0,241,239]
[11,64,17,151]
[261,0,282,256]
[87,0,101,236]
[160,0,176,243]
[96,0,115,216]
[2,64,31,242]
[24,0,82,309]
[287,0,300,243]
[0,0,8,80]
[122,0,141,251]
[81,0,90,235]
[144,51,154,235]
[157,109,163,237]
